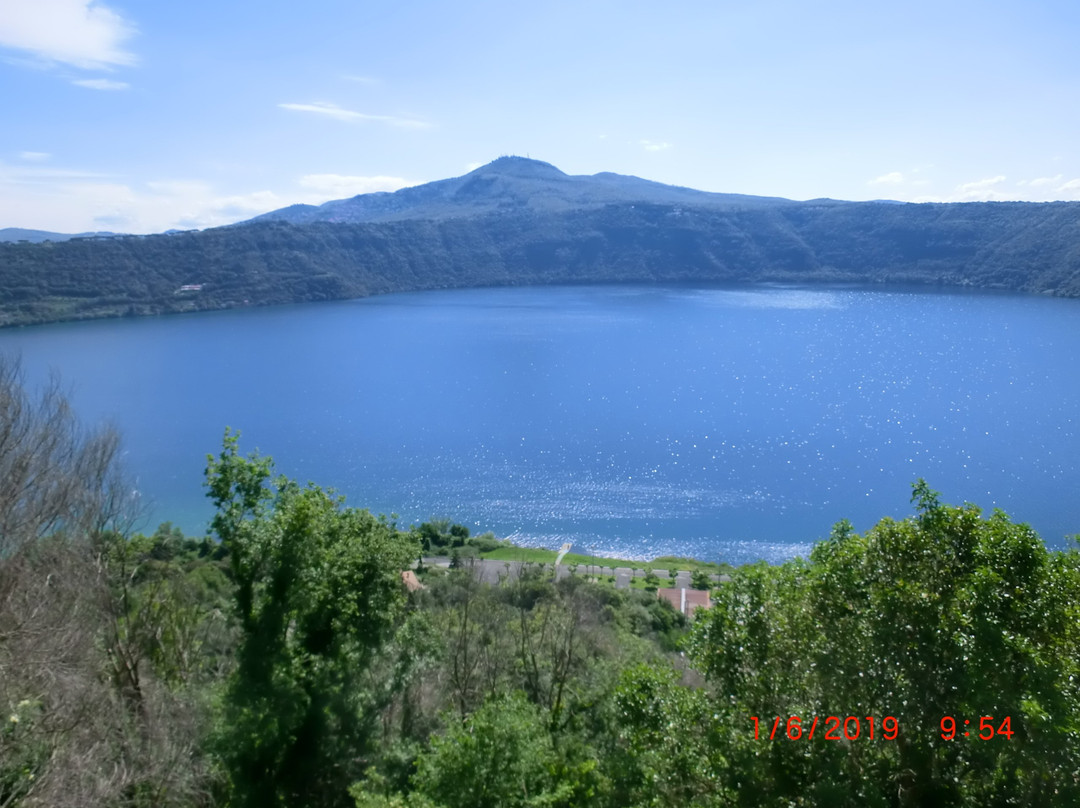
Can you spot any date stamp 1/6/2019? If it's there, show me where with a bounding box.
[751,716,899,741]
[752,715,1017,742]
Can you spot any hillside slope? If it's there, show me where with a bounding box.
[2,158,1079,327]
[3,198,1079,327]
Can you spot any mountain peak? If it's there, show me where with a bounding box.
[242,156,802,227]
[469,155,566,180]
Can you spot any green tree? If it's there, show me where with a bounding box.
[604,664,733,808]
[413,693,565,808]
[688,481,1080,807]
[689,569,712,591]
[206,430,417,808]
[642,567,660,593]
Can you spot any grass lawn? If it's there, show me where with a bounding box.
[479,547,562,565]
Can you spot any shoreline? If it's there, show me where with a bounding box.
[461,542,737,576]
[420,548,734,591]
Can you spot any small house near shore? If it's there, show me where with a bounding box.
[401,570,424,592]
[657,587,710,617]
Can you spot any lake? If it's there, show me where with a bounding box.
[2,284,1078,564]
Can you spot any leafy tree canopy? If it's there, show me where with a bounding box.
[688,480,1080,807]
[206,429,418,808]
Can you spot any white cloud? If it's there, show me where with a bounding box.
[279,102,364,122]
[465,161,483,172]
[278,101,430,129]
[133,181,288,230]
[0,161,108,182]
[0,160,430,233]
[909,174,1080,203]
[72,76,128,90]
[298,173,417,198]
[19,151,50,161]
[948,176,1009,202]
[1019,175,1062,187]
[913,177,1007,203]
[342,75,380,85]
[0,177,133,231]
[639,139,672,152]
[213,190,283,217]
[869,171,904,185]
[0,163,287,233]
[0,0,137,69]
[960,176,1006,191]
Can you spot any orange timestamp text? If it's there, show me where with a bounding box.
[751,715,899,741]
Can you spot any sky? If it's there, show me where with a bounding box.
[1,0,1079,234]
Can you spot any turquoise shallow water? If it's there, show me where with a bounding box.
[2,283,1078,564]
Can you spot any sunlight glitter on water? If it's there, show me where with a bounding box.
[3,283,1079,563]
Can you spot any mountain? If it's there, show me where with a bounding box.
[1,157,1079,328]
[0,227,121,243]
[244,156,805,226]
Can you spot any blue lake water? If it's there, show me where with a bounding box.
[2,284,1078,564]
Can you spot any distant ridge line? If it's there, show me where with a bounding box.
[2,156,1080,328]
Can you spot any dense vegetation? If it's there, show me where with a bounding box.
[2,358,1079,807]
[2,158,1079,327]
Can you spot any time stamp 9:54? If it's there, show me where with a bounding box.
[751,715,1015,741]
